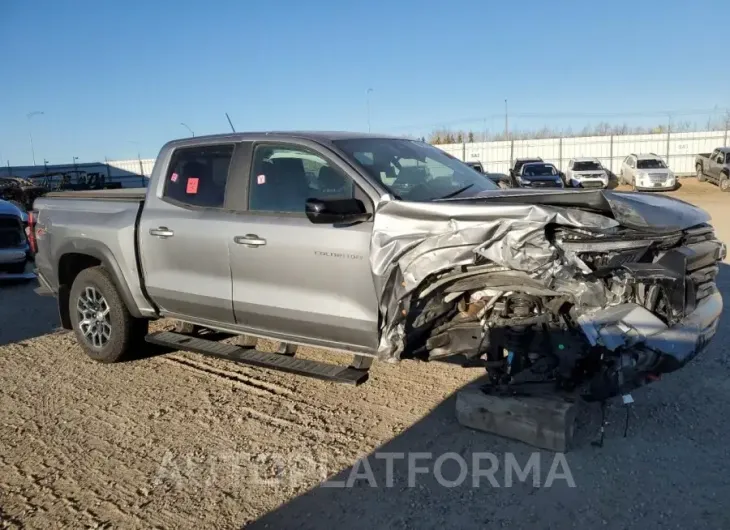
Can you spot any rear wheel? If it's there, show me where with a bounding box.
[69,266,148,363]
[696,164,706,183]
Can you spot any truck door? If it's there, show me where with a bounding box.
[711,149,724,180]
[138,143,238,323]
[228,142,379,353]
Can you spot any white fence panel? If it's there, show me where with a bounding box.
[436,129,729,176]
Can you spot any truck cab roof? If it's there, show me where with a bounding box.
[163,131,405,151]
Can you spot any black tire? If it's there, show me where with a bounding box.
[696,164,706,183]
[69,266,148,363]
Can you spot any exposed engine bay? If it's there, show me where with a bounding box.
[371,189,725,402]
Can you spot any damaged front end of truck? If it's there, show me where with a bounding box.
[371,189,725,402]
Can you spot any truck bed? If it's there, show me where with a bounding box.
[33,190,155,318]
[43,188,147,201]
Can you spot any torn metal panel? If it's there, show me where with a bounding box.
[369,189,723,402]
[371,197,618,357]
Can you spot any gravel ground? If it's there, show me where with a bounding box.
[1,178,729,529]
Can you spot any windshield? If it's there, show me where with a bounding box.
[637,159,666,169]
[573,161,602,171]
[522,164,558,177]
[333,138,498,201]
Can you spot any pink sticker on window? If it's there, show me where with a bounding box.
[186,178,199,194]
[170,172,179,183]
[257,174,266,185]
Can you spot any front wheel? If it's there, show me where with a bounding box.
[696,164,706,183]
[720,176,730,192]
[69,266,148,363]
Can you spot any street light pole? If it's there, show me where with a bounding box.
[27,111,44,166]
[180,122,195,137]
[366,88,374,133]
[504,99,509,140]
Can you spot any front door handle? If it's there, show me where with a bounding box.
[234,234,267,247]
[149,227,174,238]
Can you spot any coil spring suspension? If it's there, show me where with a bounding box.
[502,294,538,374]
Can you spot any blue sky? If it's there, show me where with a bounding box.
[1,0,728,165]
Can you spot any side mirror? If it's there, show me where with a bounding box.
[305,198,370,225]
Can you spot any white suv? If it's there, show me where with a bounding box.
[565,158,609,188]
[620,153,676,191]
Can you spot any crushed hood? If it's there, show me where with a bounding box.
[441,188,709,233]
[370,189,711,358]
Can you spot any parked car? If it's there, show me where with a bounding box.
[465,161,484,173]
[31,132,724,403]
[564,158,609,189]
[465,162,510,188]
[512,162,564,188]
[485,172,511,188]
[509,157,543,179]
[0,177,48,211]
[695,148,730,192]
[0,199,35,279]
[619,153,676,191]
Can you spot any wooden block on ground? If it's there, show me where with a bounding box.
[456,385,577,452]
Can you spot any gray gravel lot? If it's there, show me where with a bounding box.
[1,179,729,529]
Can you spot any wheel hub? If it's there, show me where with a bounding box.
[77,286,112,348]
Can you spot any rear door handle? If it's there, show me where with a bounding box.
[149,227,174,238]
[234,234,267,247]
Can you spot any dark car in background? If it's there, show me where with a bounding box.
[0,199,34,279]
[465,162,510,188]
[509,157,543,179]
[512,162,564,188]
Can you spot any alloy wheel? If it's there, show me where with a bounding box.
[77,286,112,348]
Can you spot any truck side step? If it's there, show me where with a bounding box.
[145,331,370,385]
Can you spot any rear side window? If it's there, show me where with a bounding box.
[163,145,234,208]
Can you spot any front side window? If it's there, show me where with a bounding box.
[248,145,354,213]
[637,158,666,169]
[334,138,498,201]
[163,145,234,208]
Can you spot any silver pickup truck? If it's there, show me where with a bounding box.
[695,147,730,191]
[32,132,726,401]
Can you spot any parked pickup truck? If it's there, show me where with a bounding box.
[32,132,725,402]
[695,147,730,191]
